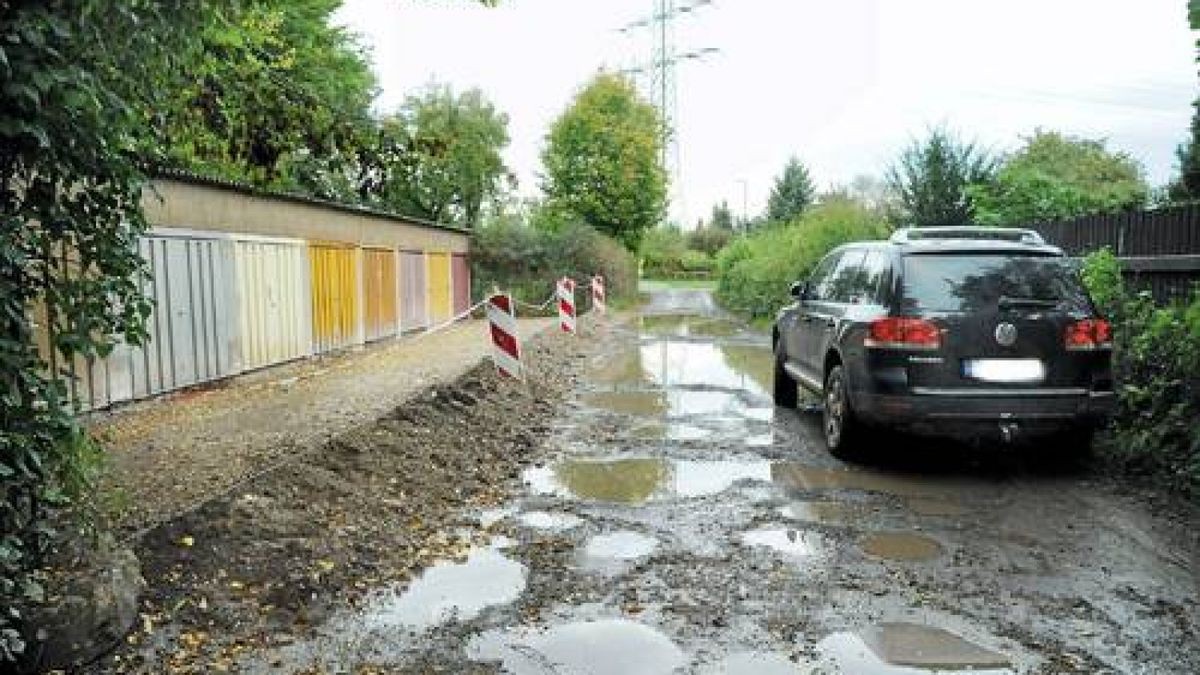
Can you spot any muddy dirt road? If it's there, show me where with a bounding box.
[248,287,1198,674]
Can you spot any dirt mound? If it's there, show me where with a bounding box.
[98,322,599,672]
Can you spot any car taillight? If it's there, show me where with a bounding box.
[865,317,941,350]
[1064,318,1112,351]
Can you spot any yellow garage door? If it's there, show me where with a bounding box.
[309,244,360,353]
[363,248,398,342]
[426,251,452,324]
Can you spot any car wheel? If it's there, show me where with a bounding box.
[823,365,866,459]
[773,343,798,409]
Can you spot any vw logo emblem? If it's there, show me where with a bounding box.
[995,322,1018,347]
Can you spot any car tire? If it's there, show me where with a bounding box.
[823,365,867,459]
[773,343,798,409]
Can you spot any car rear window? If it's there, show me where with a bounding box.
[900,253,1091,313]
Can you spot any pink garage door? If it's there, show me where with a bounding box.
[400,251,428,331]
[452,253,470,315]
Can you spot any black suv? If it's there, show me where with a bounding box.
[773,227,1115,457]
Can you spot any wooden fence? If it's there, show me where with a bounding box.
[1024,204,1200,304]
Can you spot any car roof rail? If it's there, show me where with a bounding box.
[890,226,1046,245]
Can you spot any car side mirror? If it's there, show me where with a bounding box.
[790,281,808,299]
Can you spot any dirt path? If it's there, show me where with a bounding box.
[231,288,1200,674]
[93,318,554,533]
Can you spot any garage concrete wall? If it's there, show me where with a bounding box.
[143,177,470,254]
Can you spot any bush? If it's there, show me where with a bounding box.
[686,226,732,256]
[680,250,715,273]
[1081,249,1200,493]
[639,227,689,278]
[716,201,892,318]
[471,218,637,311]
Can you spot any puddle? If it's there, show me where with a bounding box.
[740,526,829,558]
[814,623,1012,674]
[518,511,584,531]
[587,348,649,385]
[489,535,517,549]
[470,619,686,674]
[356,548,525,631]
[861,532,944,562]
[771,463,957,499]
[640,340,771,396]
[719,344,776,394]
[553,458,669,503]
[582,531,659,562]
[699,651,804,674]
[673,460,773,497]
[640,314,742,338]
[582,390,667,417]
[779,500,861,525]
[746,431,775,447]
[906,497,969,517]
[525,459,773,504]
[478,506,513,527]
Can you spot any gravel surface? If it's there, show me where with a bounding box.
[87,315,599,673]
[219,287,1198,675]
[81,289,1200,674]
[91,318,554,534]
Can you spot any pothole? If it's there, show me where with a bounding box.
[354,548,526,632]
[581,390,668,417]
[861,532,944,561]
[740,526,829,558]
[523,458,774,504]
[581,531,659,563]
[469,619,686,674]
[518,511,584,532]
[639,314,743,338]
[814,623,1013,673]
[698,651,805,674]
[778,500,862,525]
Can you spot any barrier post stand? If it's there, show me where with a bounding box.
[557,277,577,334]
[487,293,523,379]
[591,275,606,315]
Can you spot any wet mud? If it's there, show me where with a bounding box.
[111,286,1200,673]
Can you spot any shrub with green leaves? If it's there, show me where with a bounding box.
[470,218,637,311]
[1081,249,1200,493]
[715,202,891,319]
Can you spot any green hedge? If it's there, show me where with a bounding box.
[715,201,891,319]
[471,219,637,311]
[1082,249,1200,493]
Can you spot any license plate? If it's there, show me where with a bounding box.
[962,358,1045,383]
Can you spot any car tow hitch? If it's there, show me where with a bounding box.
[999,422,1020,443]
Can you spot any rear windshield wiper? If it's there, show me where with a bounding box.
[998,295,1060,309]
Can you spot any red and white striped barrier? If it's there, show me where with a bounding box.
[487,293,523,378]
[591,275,606,315]
[557,278,577,334]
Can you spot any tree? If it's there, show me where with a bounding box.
[969,131,1148,225]
[367,85,512,227]
[766,157,816,223]
[710,201,735,231]
[1168,3,1200,201]
[541,73,668,249]
[158,0,378,196]
[886,127,997,227]
[1,0,216,662]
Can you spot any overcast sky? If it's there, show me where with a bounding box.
[335,0,1197,226]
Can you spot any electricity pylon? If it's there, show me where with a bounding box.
[619,0,717,224]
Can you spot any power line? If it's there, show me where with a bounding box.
[618,0,718,224]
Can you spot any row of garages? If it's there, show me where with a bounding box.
[37,174,473,411]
